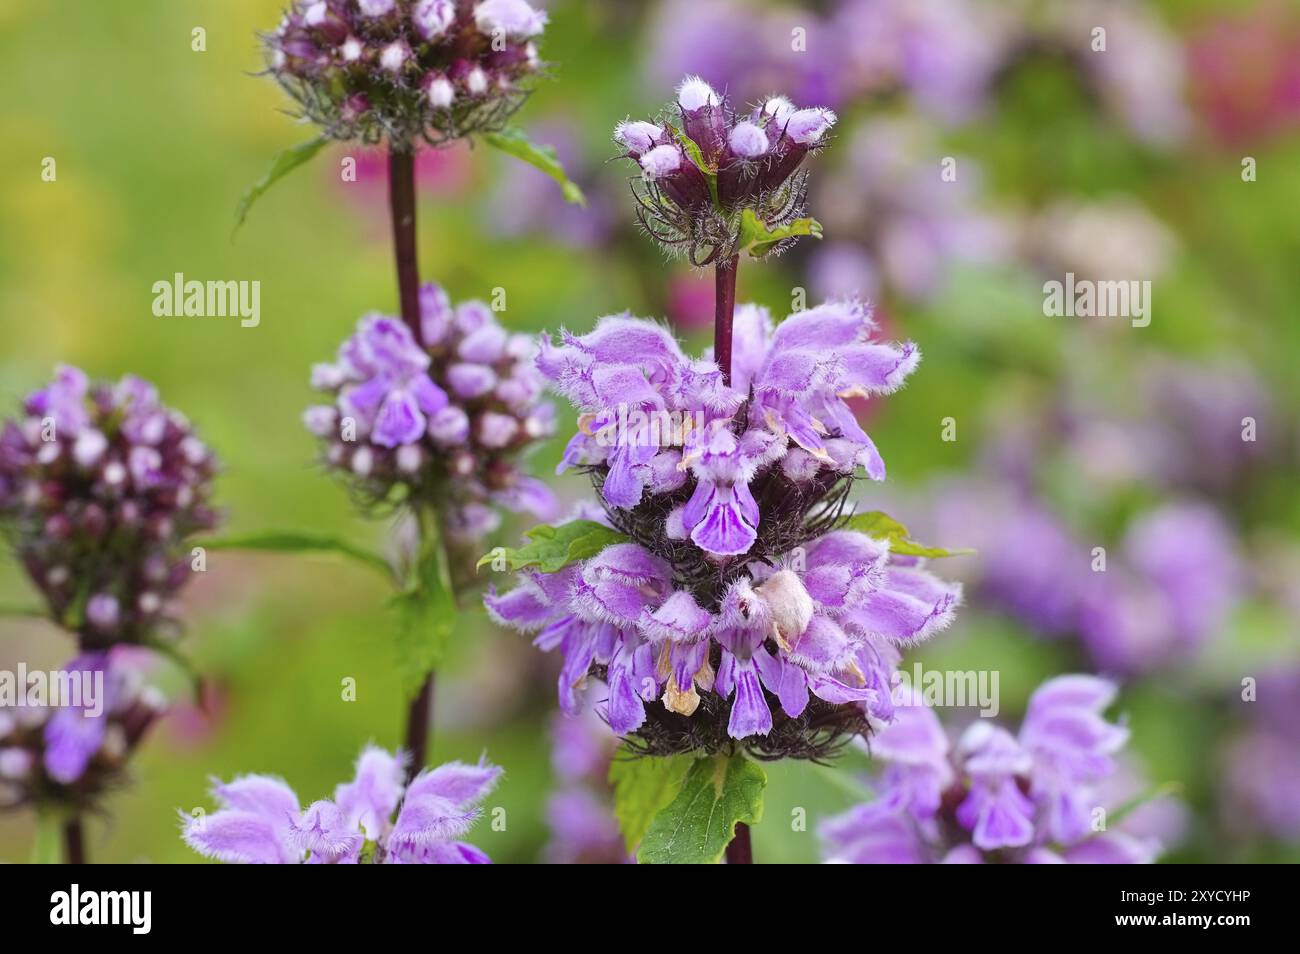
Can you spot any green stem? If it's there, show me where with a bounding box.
[401,503,455,782]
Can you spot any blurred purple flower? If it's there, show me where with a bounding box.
[821,675,1177,863]
[0,648,164,810]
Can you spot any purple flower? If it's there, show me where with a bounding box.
[306,282,558,541]
[0,367,221,646]
[0,648,164,810]
[543,709,630,864]
[182,746,500,864]
[263,0,548,146]
[617,77,835,263]
[1079,502,1243,673]
[1221,669,1300,841]
[821,675,1175,864]
[542,300,914,533]
[488,297,959,759]
[809,117,1011,303]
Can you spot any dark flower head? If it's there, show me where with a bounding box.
[305,283,557,540]
[264,0,548,147]
[0,650,164,813]
[0,367,221,647]
[616,76,836,264]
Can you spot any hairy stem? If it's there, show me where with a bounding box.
[63,816,85,865]
[388,146,422,344]
[725,821,753,864]
[714,254,739,386]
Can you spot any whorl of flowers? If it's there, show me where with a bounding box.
[0,366,221,648]
[181,745,500,864]
[615,76,836,264]
[820,675,1164,864]
[264,0,549,147]
[486,300,961,760]
[0,651,165,812]
[304,283,558,540]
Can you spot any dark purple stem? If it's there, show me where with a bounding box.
[388,146,422,345]
[64,816,85,865]
[389,143,435,779]
[403,673,434,783]
[725,821,753,864]
[715,254,739,386]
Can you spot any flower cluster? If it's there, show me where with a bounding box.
[0,651,165,812]
[820,676,1169,863]
[0,367,221,647]
[182,745,499,863]
[265,0,549,146]
[304,283,557,540]
[932,487,1243,675]
[1221,669,1300,841]
[487,300,961,759]
[647,0,1188,145]
[544,708,627,864]
[810,117,1011,303]
[616,77,836,264]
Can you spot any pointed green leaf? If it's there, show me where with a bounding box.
[483,128,586,206]
[476,520,627,574]
[203,530,395,582]
[609,750,693,854]
[638,754,767,864]
[233,136,329,233]
[843,510,975,558]
[676,133,720,208]
[738,208,822,257]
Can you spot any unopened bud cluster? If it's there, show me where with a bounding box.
[616,76,836,264]
[0,367,220,647]
[265,0,548,146]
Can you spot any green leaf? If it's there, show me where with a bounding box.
[476,520,627,574]
[233,136,329,233]
[390,508,457,695]
[738,208,822,258]
[638,753,767,864]
[0,604,46,619]
[203,530,395,582]
[843,510,976,558]
[609,750,693,854]
[676,133,720,209]
[1108,781,1182,827]
[483,128,586,206]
